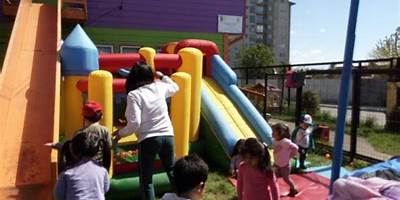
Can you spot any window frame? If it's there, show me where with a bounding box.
[119,45,142,53]
[96,44,114,54]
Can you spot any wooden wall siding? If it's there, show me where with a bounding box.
[87,0,245,33]
[62,25,224,53]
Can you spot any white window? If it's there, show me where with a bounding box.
[96,45,114,54]
[120,45,141,53]
[257,25,264,32]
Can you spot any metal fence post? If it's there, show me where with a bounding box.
[350,64,361,161]
[264,73,268,119]
[280,74,285,113]
[246,67,249,85]
[295,86,303,126]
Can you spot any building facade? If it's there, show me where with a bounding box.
[76,0,245,54]
[0,0,245,65]
[229,0,293,68]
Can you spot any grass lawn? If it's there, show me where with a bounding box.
[203,170,237,200]
[364,130,400,155]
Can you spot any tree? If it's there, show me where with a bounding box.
[370,27,400,59]
[236,44,276,79]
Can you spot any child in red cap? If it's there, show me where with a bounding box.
[47,101,112,171]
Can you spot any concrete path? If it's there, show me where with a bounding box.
[269,118,392,161]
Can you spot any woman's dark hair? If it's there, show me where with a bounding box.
[272,123,291,139]
[241,138,271,171]
[231,139,245,157]
[125,62,154,93]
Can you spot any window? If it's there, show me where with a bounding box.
[256,34,264,42]
[96,45,114,54]
[267,25,272,30]
[255,6,264,14]
[249,6,255,13]
[256,15,263,24]
[249,35,257,42]
[249,15,256,23]
[120,45,141,53]
[256,25,264,32]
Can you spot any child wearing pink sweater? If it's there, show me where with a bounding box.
[237,138,280,200]
[272,123,299,197]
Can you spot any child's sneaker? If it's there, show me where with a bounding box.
[288,189,298,197]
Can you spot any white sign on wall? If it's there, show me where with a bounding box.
[218,15,243,34]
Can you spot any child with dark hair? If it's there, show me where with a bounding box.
[272,123,298,197]
[54,131,110,200]
[113,62,179,200]
[161,154,209,200]
[230,139,245,178]
[48,101,112,171]
[237,138,279,200]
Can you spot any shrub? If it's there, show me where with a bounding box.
[302,91,320,115]
[363,116,377,129]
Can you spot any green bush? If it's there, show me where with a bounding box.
[363,116,377,129]
[302,91,320,115]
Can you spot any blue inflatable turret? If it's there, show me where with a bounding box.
[60,24,99,76]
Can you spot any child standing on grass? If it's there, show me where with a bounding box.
[292,114,313,169]
[161,154,209,200]
[237,138,280,200]
[230,139,245,178]
[272,123,299,197]
[54,131,110,200]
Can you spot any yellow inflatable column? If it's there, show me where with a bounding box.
[88,70,114,132]
[177,48,203,141]
[139,47,156,70]
[63,76,86,139]
[170,72,192,158]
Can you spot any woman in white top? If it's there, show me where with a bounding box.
[113,62,179,200]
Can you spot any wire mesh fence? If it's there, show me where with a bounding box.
[233,57,400,162]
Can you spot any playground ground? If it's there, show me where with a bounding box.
[269,118,392,161]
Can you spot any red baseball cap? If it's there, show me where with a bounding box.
[82,101,102,118]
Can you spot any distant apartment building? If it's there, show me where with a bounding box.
[229,0,294,67]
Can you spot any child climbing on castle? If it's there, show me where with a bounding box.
[272,123,299,197]
[291,114,314,170]
[46,101,112,171]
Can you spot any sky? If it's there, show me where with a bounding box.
[290,0,400,64]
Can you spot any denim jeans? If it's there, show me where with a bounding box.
[138,136,174,200]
